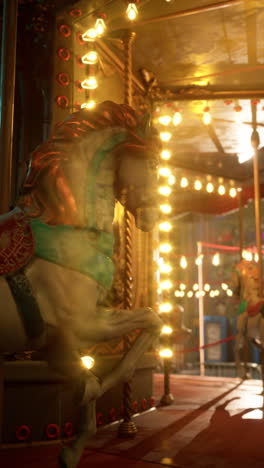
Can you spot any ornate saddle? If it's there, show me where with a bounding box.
[0,208,34,276]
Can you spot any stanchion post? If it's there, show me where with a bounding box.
[197,241,205,376]
[160,356,174,406]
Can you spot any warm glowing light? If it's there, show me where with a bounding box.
[81,51,98,64]
[159,348,173,358]
[159,243,172,253]
[254,253,259,262]
[179,283,186,290]
[193,283,199,291]
[126,2,138,20]
[195,255,203,265]
[204,283,210,291]
[160,280,173,290]
[226,289,233,296]
[238,152,253,164]
[168,175,175,185]
[81,77,98,89]
[221,282,228,290]
[161,150,171,160]
[212,252,220,266]
[187,290,193,298]
[159,167,171,177]
[160,204,171,214]
[172,111,182,126]
[242,250,253,261]
[159,222,172,232]
[195,291,200,298]
[180,256,188,269]
[159,263,172,274]
[95,18,106,36]
[206,182,214,193]
[81,355,95,369]
[214,290,220,296]
[158,115,171,126]
[158,186,171,196]
[218,185,226,195]
[229,187,237,198]
[82,28,98,41]
[234,106,243,124]
[159,302,172,313]
[180,177,189,188]
[81,100,96,110]
[160,131,172,142]
[161,325,173,335]
[203,111,211,125]
[194,179,202,190]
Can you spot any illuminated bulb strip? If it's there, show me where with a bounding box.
[81,77,98,89]
[160,204,171,214]
[161,150,171,160]
[82,28,98,41]
[159,221,172,232]
[126,2,138,20]
[161,325,173,335]
[159,167,171,177]
[81,355,95,369]
[158,186,171,196]
[158,115,171,126]
[95,18,106,36]
[160,132,172,142]
[159,348,173,358]
[81,100,96,110]
[81,51,98,64]
[159,302,172,313]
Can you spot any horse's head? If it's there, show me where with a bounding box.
[115,129,160,232]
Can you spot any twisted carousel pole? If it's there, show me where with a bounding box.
[118,29,137,437]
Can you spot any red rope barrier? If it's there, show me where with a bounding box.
[180,334,236,354]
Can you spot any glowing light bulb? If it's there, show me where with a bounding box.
[159,167,171,177]
[172,111,182,126]
[82,28,98,41]
[159,302,172,313]
[159,221,172,232]
[195,255,203,265]
[209,290,215,297]
[159,263,172,274]
[203,110,211,125]
[187,291,193,298]
[204,283,210,291]
[81,51,98,64]
[160,204,171,214]
[158,186,171,196]
[194,179,202,190]
[161,150,171,160]
[81,77,98,89]
[159,243,172,253]
[159,348,173,358]
[254,253,259,262]
[179,283,186,290]
[161,325,173,335]
[158,115,171,126]
[226,289,233,296]
[180,177,189,188]
[160,280,173,290]
[160,132,172,142]
[168,175,176,185]
[218,185,226,195]
[206,182,214,193]
[81,100,96,110]
[193,283,199,291]
[126,2,138,21]
[212,252,220,266]
[81,355,95,369]
[229,187,237,198]
[221,282,228,290]
[180,256,187,269]
[95,18,106,36]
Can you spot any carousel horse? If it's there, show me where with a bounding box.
[231,258,264,379]
[0,101,162,468]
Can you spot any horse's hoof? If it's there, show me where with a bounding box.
[58,447,79,468]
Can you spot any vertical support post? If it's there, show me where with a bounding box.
[0,0,19,444]
[197,241,205,376]
[251,129,262,295]
[118,29,137,438]
[0,0,19,214]
[238,189,244,261]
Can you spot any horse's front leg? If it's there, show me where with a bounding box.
[58,400,96,468]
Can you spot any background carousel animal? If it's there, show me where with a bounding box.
[0,100,162,468]
[231,258,264,378]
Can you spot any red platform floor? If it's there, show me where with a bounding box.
[1,373,264,468]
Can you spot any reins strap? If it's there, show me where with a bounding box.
[6,269,45,343]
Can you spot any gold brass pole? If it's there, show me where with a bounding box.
[118,29,137,438]
[238,189,244,260]
[252,130,262,295]
[0,0,18,214]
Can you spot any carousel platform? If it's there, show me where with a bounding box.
[1,373,264,467]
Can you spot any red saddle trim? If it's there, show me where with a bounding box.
[0,209,34,275]
[247,301,264,317]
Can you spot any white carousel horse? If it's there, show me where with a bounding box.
[231,258,264,379]
[0,101,162,467]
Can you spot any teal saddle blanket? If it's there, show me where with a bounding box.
[31,219,114,289]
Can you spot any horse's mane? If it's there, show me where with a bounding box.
[18,100,159,225]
